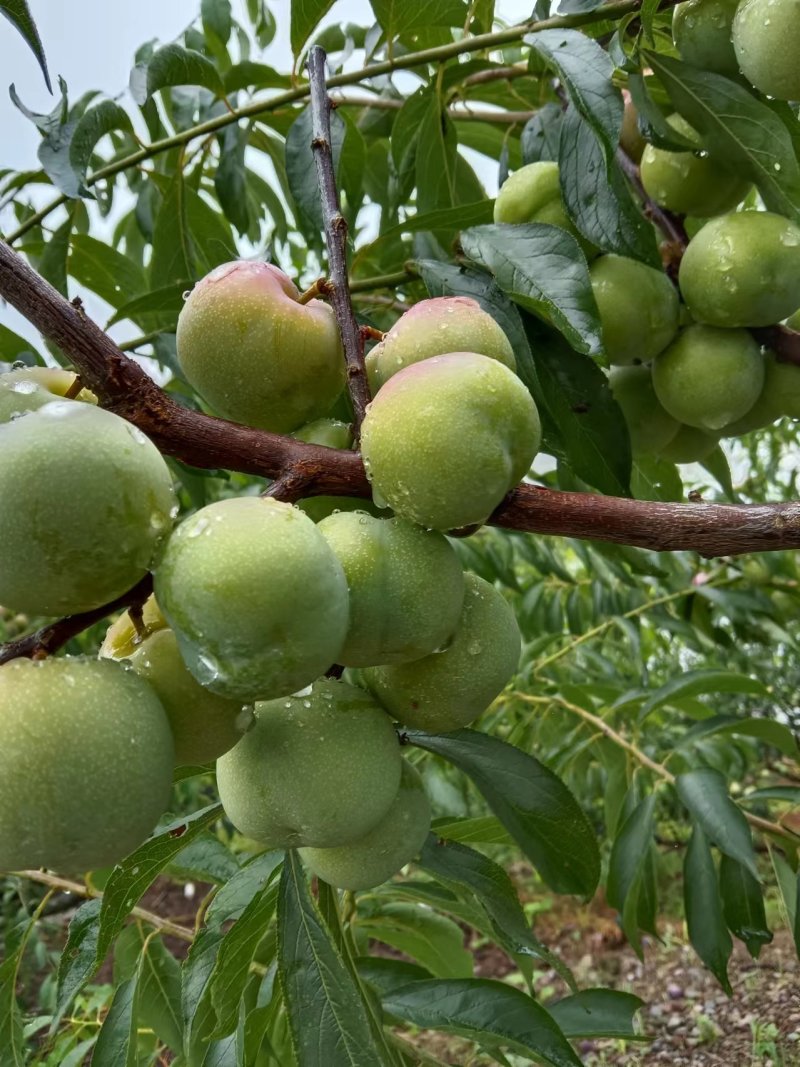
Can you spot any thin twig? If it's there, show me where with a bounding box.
[307,47,371,433]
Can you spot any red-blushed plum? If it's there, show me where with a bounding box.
[360,353,541,531]
[609,364,681,456]
[590,255,679,365]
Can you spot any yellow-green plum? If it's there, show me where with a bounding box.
[620,91,646,163]
[0,367,95,424]
[318,513,464,666]
[176,261,345,433]
[216,678,402,849]
[657,424,720,464]
[672,0,740,76]
[494,162,596,257]
[0,657,173,873]
[363,573,521,732]
[300,761,430,890]
[365,297,516,393]
[361,353,540,531]
[733,0,800,102]
[590,255,679,365]
[609,365,680,455]
[100,595,168,660]
[155,497,348,701]
[640,115,750,217]
[0,403,176,616]
[679,212,800,328]
[652,324,764,431]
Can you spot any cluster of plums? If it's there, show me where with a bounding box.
[0,275,534,888]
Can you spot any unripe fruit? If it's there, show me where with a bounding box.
[672,0,740,76]
[100,595,168,660]
[679,212,800,328]
[318,513,465,666]
[640,115,750,217]
[720,353,789,435]
[0,657,173,873]
[365,298,516,394]
[216,678,402,849]
[0,403,176,616]
[291,418,372,523]
[176,261,345,433]
[154,497,348,701]
[657,424,719,464]
[0,367,95,424]
[363,573,521,732]
[590,255,679,365]
[620,92,646,163]
[361,353,540,531]
[652,324,764,431]
[609,365,681,456]
[733,0,800,102]
[300,761,430,890]
[494,162,597,257]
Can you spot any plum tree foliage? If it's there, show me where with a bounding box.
[1,0,800,1063]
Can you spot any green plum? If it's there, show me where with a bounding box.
[733,0,800,102]
[100,594,168,659]
[155,497,349,701]
[361,353,540,531]
[640,114,750,217]
[318,513,464,666]
[679,212,800,327]
[620,91,646,163]
[609,365,681,455]
[216,678,402,849]
[291,418,373,523]
[672,0,740,76]
[656,425,720,464]
[720,353,790,434]
[0,403,176,616]
[494,161,597,257]
[363,573,521,732]
[300,760,430,890]
[0,657,173,873]
[0,367,95,423]
[365,297,516,393]
[652,324,764,431]
[590,254,680,365]
[176,260,345,433]
[786,309,800,331]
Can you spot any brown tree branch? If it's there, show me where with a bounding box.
[307,47,371,434]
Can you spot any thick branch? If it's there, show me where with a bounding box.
[307,47,371,431]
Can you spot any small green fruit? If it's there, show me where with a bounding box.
[361,353,540,531]
[155,497,349,701]
[672,0,740,76]
[656,424,719,464]
[0,403,176,616]
[652,324,764,431]
[679,212,800,328]
[0,657,173,873]
[620,91,646,163]
[590,254,679,365]
[216,678,402,849]
[363,573,521,732]
[640,115,750,217]
[318,513,464,666]
[609,365,680,456]
[177,261,345,433]
[720,353,790,434]
[292,418,353,450]
[365,297,516,393]
[0,367,95,424]
[494,161,597,257]
[733,0,800,102]
[100,595,168,660]
[300,761,430,890]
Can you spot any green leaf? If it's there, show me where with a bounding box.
[370,0,468,43]
[0,923,30,1065]
[415,94,458,214]
[91,976,138,1067]
[741,786,800,806]
[215,125,251,234]
[522,104,563,165]
[356,958,433,999]
[150,171,195,288]
[135,936,183,1052]
[224,61,291,93]
[430,814,513,846]
[547,989,645,1039]
[640,668,768,718]
[407,729,600,896]
[684,825,733,993]
[69,234,146,309]
[277,851,383,1067]
[63,101,134,198]
[644,52,800,220]
[285,104,345,240]
[54,899,102,1026]
[0,0,51,91]
[291,0,337,58]
[383,979,582,1067]
[719,854,772,959]
[675,770,758,880]
[107,283,188,330]
[0,322,44,365]
[130,44,225,105]
[202,0,232,46]
[678,715,798,759]
[771,851,800,956]
[460,223,603,356]
[606,795,656,957]
[39,214,72,298]
[359,902,473,979]
[631,456,683,502]
[182,926,227,1060]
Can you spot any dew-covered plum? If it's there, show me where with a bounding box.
[590,254,679,365]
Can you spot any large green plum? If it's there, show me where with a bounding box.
[733,0,800,102]
[154,497,348,700]
[216,678,402,849]
[363,573,521,732]
[652,324,764,431]
[176,261,345,433]
[318,513,464,666]
[300,761,430,890]
[720,353,789,434]
[672,0,740,76]
[640,115,750,217]
[609,365,680,455]
[657,424,720,464]
[590,255,679,365]
[360,353,540,531]
[679,212,800,328]
[0,367,95,424]
[365,297,516,393]
[0,657,173,873]
[0,403,176,616]
[494,161,597,257]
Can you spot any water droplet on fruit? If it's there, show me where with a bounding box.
[11,360,26,370]
[11,380,37,395]
[182,290,192,300]
[187,518,210,538]
[293,684,313,697]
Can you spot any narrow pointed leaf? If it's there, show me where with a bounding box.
[130,44,225,105]
[547,989,644,1039]
[675,770,758,880]
[684,825,732,993]
[1,0,51,90]
[719,854,772,959]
